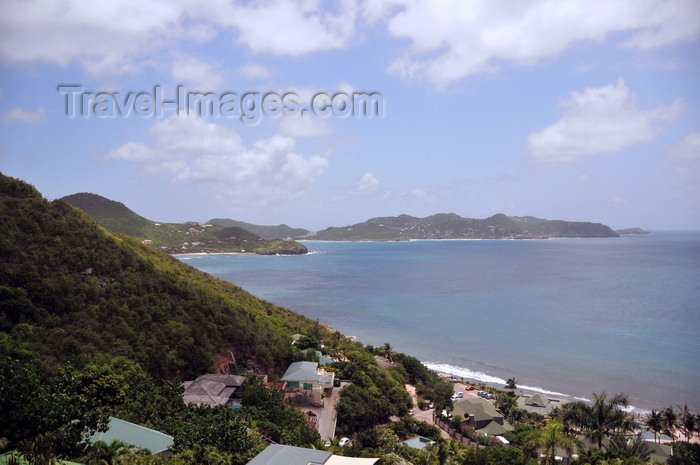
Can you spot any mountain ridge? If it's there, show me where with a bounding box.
[61,193,307,255]
[310,212,619,241]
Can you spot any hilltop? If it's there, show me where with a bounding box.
[310,213,619,241]
[210,218,310,240]
[61,193,307,255]
[1,174,317,378]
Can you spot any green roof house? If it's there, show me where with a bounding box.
[89,417,174,455]
[281,361,335,407]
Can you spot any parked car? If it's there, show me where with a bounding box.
[333,378,341,387]
[456,392,464,398]
[408,409,415,415]
[465,385,476,390]
[449,377,459,382]
[325,440,331,447]
[339,437,350,447]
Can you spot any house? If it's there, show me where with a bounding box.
[281,361,335,407]
[401,435,436,450]
[525,393,550,408]
[518,393,562,415]
[89,417,174,455]
[452,397,514,436]
[182,373,247,407]
[246,444,379,465]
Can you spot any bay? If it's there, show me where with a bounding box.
[178,232,700,414]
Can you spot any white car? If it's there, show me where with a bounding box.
[339,437,350,447]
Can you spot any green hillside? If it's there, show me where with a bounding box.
[311,212,619,240]
[61,193,307,255]
[209,218,310,239]
[1,174,317,378]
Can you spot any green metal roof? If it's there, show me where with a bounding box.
[89,417,174,454]
[246,444,331,465]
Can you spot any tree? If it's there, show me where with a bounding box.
[522,420,580,465]
[566,392,634,448]
[605,434,651,463]
[381,342,394,363]
[661,406,677,440]
[645,410,663,443]
[83,439,143,465]
[505,377,518,395]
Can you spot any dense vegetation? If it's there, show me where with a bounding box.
[311,212,619,240]
[61,193,307,255]
[1,174,318,379]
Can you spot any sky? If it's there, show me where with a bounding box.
[0,0,699,231]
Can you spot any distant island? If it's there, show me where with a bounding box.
[61,193,308,255]
[307,213,619,241]
[615,227,650,235]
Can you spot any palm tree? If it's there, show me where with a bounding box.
[662,406,678,440]
[645,409,664,443]
[85,439,142,465]
[677,404,694,441]
[566,391,634,448]
[681,412,696,442]
[607,434,652,462]
[505,377,519,395]
[522,420,580,465]
[381,342,394,363]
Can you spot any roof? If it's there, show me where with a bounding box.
[453,397,501,419]
[182,373,247,406]
[245,445,379,465]
[525,394,550,408]
[401,435,436,450]
[246,444,331,465]
[316,351,334,366]
[479,421,512,436]
[325,456,380,465]
[0,452,82,465]
[89,417,174,454]
[281,361,322,382]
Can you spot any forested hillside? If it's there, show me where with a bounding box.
[0,173,316,379]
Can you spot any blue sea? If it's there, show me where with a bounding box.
[177,232,700,414]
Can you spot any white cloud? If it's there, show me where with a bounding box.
[668,131,700,173]
[528,78,682,164]
[383,0,700,87]
[202,0,359,56]
[171,54,227,90]
[1,107,46,123]
[357,172,380,194]
[0,0,188,75]
[104,115,329,205]
[238,63,274,80]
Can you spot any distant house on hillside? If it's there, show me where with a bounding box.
[281,361,334,407]
[182,373,247,407]
[246,444,379,465]
[89,417,173,456]
[452,397,514,436]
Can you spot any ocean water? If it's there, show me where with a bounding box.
[177,232,700,414]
